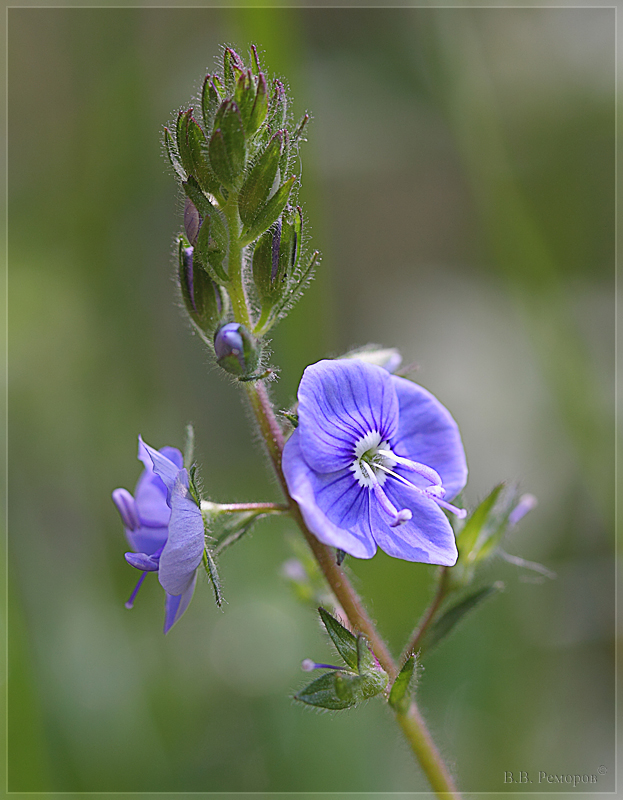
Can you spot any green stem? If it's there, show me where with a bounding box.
[223,195,460,799]
[201,501,287,514]
[401,567,450,664]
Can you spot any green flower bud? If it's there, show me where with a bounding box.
[213,322,259,377]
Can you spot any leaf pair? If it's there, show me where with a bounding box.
[295,608,388,710]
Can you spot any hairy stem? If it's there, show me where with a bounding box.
[241,378,460,797]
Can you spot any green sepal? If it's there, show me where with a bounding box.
[241,174,296,245]
[278,129,290,183]
[182,176,214,218]
[336,548,346,566]
[176,109,195,176]
[209,506,281,556]
[389,655,416,712]
[209,101,246,188]
[195,213,229,284]
[164,127,186,180]
[223,47,237,95]
[279,410,299,428]
[295,671,357,710]
[201,75,221,134]
[250,44,262,75]
[187,464,202,507]
[267,79,287,131]
[419,584,503,655]
[234,69,257,135]
[186,115,219,195]
[318,607,358,671]
[248,72,268,135]
[177,238,226,336]
[292,112,310,146]
[267,249,319,327]
[202,547,224,608]
[238,132,283,226]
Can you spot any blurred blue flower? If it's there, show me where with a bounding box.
[112,437,205,632]
[282,360,468,564]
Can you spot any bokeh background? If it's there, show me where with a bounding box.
[8,4,615,794]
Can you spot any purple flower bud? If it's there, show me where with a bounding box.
[184,197,202,245]
[214,322,244,360]
[182,246,197,312]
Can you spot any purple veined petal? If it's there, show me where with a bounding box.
[138,436,181,500]
[163,573,198,634]
[112,488,140,531]
[371,479,458,565]
[134,469,171,528]
[390,376,467,501]
[282,429,377,559]
[297,359,400,474]
[125,551,160,571]
[157,470,204,596]
[124,524,169,556]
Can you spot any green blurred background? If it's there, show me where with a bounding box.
[8,5,615,794]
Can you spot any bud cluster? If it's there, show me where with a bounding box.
[165,46,320,378]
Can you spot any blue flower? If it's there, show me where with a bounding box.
[282,359,468,565]
[112,437,205,632]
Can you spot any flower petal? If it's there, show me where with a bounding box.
[390,377,467,500]
[125,551,160,571]
[157,470,204,595]
[371,480,458,565]
[297,359,399,473]
[163,574,197,634]
[138,436,181,501]
[124,525,168,557]
[134,470,170,527]
[282,429,377,558]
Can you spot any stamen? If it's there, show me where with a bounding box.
[301,659,344,672]
[125,571,148,609]
[376,451,442,487]
[375,463,466,519]
[361,461,412,527]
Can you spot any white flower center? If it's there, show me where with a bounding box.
[350,431,396,487]
[347,431,467,526]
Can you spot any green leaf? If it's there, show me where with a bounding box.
[239,133,283,226]
[202,547,223,608]
[318,607,358,671]
[201,75,221,134]
[420,584,503,655]
[389,656,416,712]
[458,484,504,562]
[241,174,296,245]
[294,671,356,710]
[163,127,185,180]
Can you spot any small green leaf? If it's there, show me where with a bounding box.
[458,485,504,561]
[164,127,185,180]
[239,133,282,226]
[356,634,377,674]
[241,174,296,245]
[294,671,356,710]
[318,607,358,671]
[420,584,502,654]
[389,656,416,712]
[202,547,224,607]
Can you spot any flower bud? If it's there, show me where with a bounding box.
[213,322,259,377]
[178,240,226,337]
[184,197,202,245]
